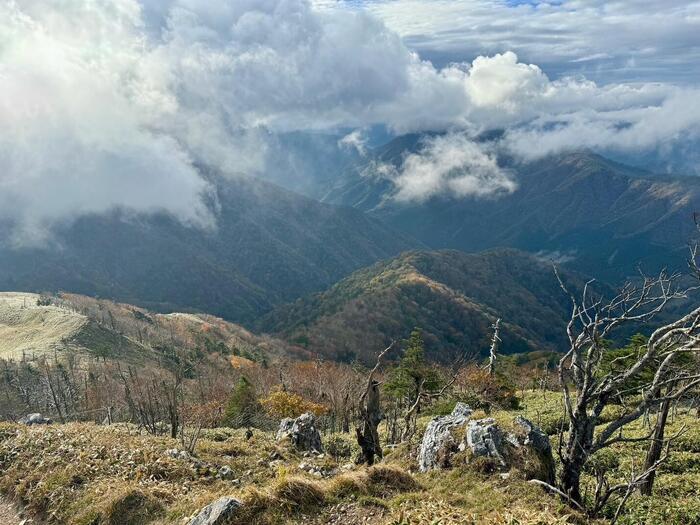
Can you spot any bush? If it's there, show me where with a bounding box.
[325,435,352,460]
[223,377,259,428]
[260,389,328,420]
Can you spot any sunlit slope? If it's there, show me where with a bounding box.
[0,292,297,364]
[0,292,88,360]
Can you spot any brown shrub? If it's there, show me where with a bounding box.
[272,476,325,510]
[327,471,370,498]
[366,465,419,493]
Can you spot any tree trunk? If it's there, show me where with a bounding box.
[356,380,383,465]
[560,415,594,505]
[640,397,671,496]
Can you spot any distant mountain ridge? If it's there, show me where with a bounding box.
[0,291,294,364]
[324,139,700,280]
[259,248,596,364]
[0,174,419,324]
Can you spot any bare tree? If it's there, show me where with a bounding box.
[486,318,501,378]
[552,263,700,511]
[356,341,394,465]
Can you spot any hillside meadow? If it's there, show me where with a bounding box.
[1,392,699,525]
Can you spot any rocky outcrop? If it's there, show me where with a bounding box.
[188,497,242,525]
[418,403,472,472]
[276,418,295,441]
[415,411,555,483]
[512,416,556,484]
[20,413,52,425]
[276,413,323,453]
[465,418,507,467]
[461,416,555,483]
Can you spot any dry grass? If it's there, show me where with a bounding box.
[0,292,87,360]
[8,395,689,524]
[367,466,420,493]
[273,477,325,509]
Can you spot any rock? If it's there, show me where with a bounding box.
[417,403,472,472]
[458,416,555,483]
[165,449,191,461]
[276,413,323,453]
[188,497,242,525]
[512,416,556,484]
[465,418,507,467]
[217,466,234,480]
[20,413,52,425]
[276,418,295,441]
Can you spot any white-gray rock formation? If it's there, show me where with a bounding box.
[187,497,242,525]
[418,402,472,472]
[276,412,323,453]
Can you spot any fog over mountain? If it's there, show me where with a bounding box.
[2,0,699,248]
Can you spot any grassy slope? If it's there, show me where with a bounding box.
[0,292,298,364]
[3,392,697,524]
[0,292,91,361]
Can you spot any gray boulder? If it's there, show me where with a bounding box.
[217,466,234,480]
[188,497,242,525]
[461,416,555,483]
[21,413,52,425]
[512,416,556,484]
[276,413,323,453]
[418,403,472,472]
[275,418,295,441]
[465,418,507,467]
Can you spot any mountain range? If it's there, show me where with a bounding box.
[0,173,416,324]
[1,135,698,363]
[259,248,594,363]
[324,137,700,281]
[0,291,294,365]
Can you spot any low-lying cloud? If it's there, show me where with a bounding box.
[1,0,699,241]
[389,134,516,202]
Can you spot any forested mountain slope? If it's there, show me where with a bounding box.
[325,140,700,280]
[0,174,418,324]
[260,248,597,363]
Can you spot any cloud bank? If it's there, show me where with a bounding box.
[387,134,516,202]
[1,0,699,240]
[361,0,700,85]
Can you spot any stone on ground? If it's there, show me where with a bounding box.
[276,413,324,453]
[418,402,472,472]
[188,497,242,525]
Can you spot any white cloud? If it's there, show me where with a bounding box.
[1,0,700,240]
[361,0,700,85]
[0,1,213,245]
[339,130,369,156]
[389,134,517,202]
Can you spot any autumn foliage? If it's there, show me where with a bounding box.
[260,389,328,419]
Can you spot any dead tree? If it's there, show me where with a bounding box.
[639,386,673,496]
[356,341,394,465]
[553,263,700,510]
[400,361,462,443]
[486,318,501,377]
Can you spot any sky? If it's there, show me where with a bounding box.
[350,0,700,84]
[1,0,699,243]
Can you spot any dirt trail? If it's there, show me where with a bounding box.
[0,496,24,524]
